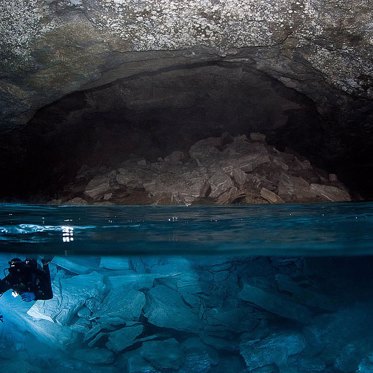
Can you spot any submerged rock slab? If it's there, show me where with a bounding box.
[144,285,201,332]
[73,347,115,365]
[239,283,313,323]
[240,332,306,371]
[140,338,184,370]
[179,338,218,373]
[28,271,105,325]
[28,318,78,348]
[93,287,146,323]
[106,324,144,353]
[275,274,337,312]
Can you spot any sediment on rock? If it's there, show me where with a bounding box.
[57,133,351,205]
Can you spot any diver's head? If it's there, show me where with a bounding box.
[9,258,22,267]
[8,258,23,273]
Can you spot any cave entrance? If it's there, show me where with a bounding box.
[0,62,369,201]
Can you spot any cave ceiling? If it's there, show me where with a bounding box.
[0,0,372,131]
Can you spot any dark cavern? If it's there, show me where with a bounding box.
[0,0,373,372]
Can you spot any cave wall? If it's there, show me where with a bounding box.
[0,0,372,200]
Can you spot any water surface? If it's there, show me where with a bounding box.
[0,202,372,256]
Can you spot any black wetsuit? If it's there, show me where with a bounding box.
[0,260,53,300]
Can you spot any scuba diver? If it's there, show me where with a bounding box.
[0,257,53,303]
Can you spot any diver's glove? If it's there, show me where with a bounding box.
[21,292,36,302]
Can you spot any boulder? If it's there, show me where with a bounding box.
[64,197,88,205]
[144,167,209,204]
[93,287,146,323]
[277,173,313,202]
[27,318,78,348]
[116,167,149,188]
[304,306,373,361]
[237,153,270,173]
[334,343,364,373]
[141,338,184,370]
[212,356,247,373]
[272,157,290,171]
[158,271,202,308]
[240,332,306,371]
[329,173,338,182]
[52,257,92,274]
[99,257,132,270]
[208,171,235,198]
[71,317,91,334]
[250,132,267,142]
[358,356,373,373]
[28,272,105,325]
[174,169,210,203]
[164,151,186,164]
[201,335,239,352]
[143,285,201,332]
[125,354,161,373]
[84,174,112,199]
[106,324,144,352]
[204,307,258,333]
[189,137,223,166]
[179,338,218,373]
[275,274,337,312]
[231,168,248,186]
[310,183,351,201]
[72,347,115,365]
[289,357,326,373]
[0,359,43,373]
[260,187,284,204]
[216,186,241,204]
[238,283,313,323]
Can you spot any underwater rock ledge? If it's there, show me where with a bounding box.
[55,133,351,205]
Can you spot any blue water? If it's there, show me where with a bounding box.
[0,202,372,256]
[1,202,373,372]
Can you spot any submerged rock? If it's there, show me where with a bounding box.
[28,271,105,325]
[140,338,184,370]
[179,338,218,373]
[93,287,146,323]
[72,347,115,365]
[106,324,144,353]
[144,285,201,332]
[358,356,373,373]
[275,274,337,312]
[124,353,161,373]
[240,332,307,371]
[239,283,313,323]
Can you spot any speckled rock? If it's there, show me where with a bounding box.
[0,0,372,131]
